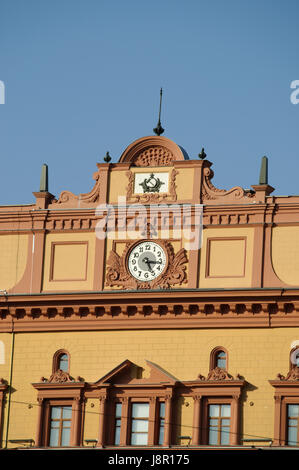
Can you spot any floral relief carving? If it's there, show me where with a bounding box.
[105,240,188,290]
[134,146,175,167]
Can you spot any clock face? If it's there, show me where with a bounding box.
[127,241,167,281]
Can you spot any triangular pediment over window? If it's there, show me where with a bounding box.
[93,359,178,386]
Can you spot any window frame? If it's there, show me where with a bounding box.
[52,349,70,374]
[107,396,169,447]
[45,400,74,447]
[129,402,150,446]
[270,352,299,446]
[0,379,8,449]
[202,397,233,446]
[210,347,228,371]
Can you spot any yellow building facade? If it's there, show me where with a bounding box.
[1,135,299,449]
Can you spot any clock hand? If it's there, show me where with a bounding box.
[142,257,154,272]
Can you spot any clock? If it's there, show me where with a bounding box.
[127,241,167,281]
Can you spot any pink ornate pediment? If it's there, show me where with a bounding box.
[119,136,187,166]
[93,359,177,386]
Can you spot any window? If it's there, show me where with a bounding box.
[287,404,299,446]
[58,354,69,372]
[32,352,83,448]
[130,403,149,445]
[270,353,299,446]
[53,350,70,373]
[114,403,122,445]
[208,404,231,445]
[191,369,244,446]
[210,347,228,371]
[158,402,165,445]
[49,406,72,447]
[215,351,227,369]
[0,379,8,447]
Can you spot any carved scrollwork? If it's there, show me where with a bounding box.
[201,165,254,203]
[206,367,234,381]
[105,240,188,290]
[52,169,102,206]
[197,367,241,382]
[47,369,74,383]
[276,366,299,381]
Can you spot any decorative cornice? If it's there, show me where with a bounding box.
[1,291,299,332]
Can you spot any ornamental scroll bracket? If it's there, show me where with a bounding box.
[201,161,255,204]
[49,166,103,207]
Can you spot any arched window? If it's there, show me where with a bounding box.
[210,347,228,371]
[52,350,70,373]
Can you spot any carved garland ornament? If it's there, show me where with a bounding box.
[105,240,188,290]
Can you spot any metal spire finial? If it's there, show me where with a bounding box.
[153,88,165,136]
[198,148,207,159]
[104,151,111,163]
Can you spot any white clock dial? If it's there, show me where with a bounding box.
[128,241,167,281]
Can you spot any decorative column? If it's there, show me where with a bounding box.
[273,395,282,446]
[71,397,82,446]
[231,394,240,445]
[148,397,157,446]
[35,397,44,447]
[119,397,129,446]
[97,393,107,447]
[163,393,173,447]
[192,395,201,445]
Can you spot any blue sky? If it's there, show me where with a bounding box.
[0,0,299,204]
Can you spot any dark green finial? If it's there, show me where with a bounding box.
[39,163,48,192]
[198,148,206,159]
[104,151,111,163]
[259,156,268,185]
[153,88,165,136]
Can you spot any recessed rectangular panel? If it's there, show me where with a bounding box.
[50,242,88,281]
[206,237,246,278]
